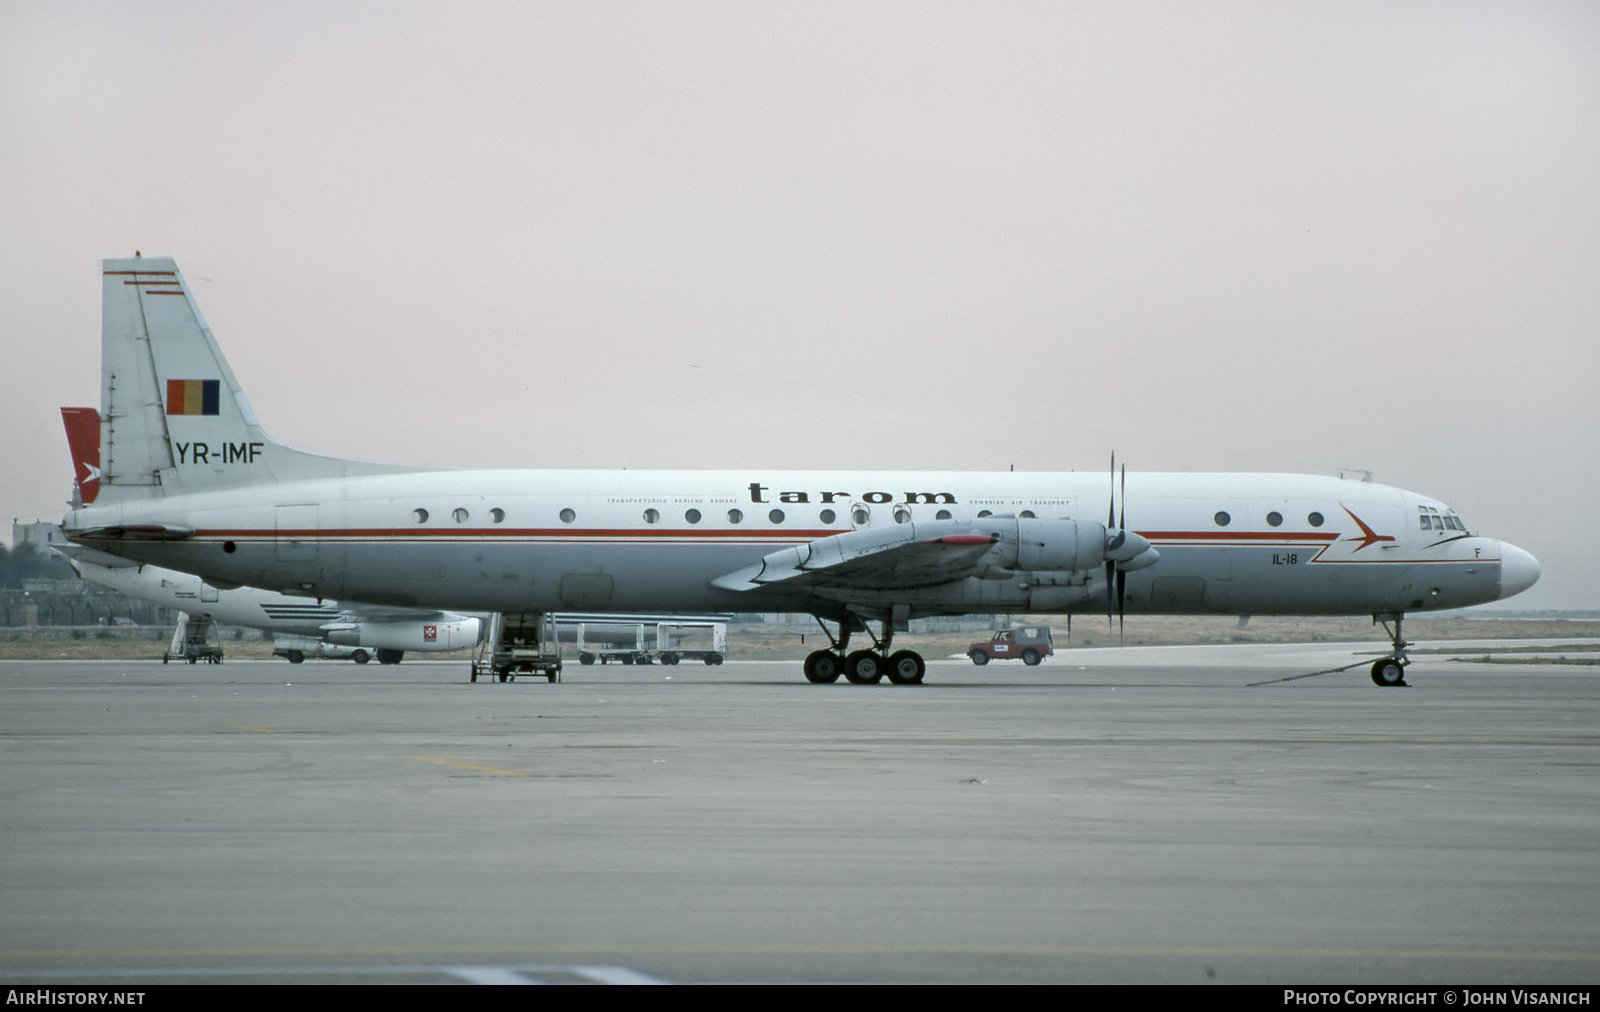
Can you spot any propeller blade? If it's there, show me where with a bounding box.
[1112,460,1129,640]
[1107,452,1116,628]
[1120,463,1128,641]
[1117,568,1127,643]
[1108,451,1116,529]
[1106,559,1115,628]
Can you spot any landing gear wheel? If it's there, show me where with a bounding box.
[579,652,595,665]
[844,650,884,684]
[885,650,926,685]
[351,649,370,665]
[286,650,304,665]
[804,650,842,684]
[1371,658,1408,687]
[1021,648,1041,666]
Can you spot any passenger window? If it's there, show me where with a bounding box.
[453,508,469,523]
[490,508,505,523]
[685,508,701,524]
[1214,511,1231,527]
[768,509,785,524]
[643,508,660,524]
[413,508,429,523]
[852,507,869,525]
[819,509,836,525]
[1308,512,1324,527]
[1266,512,1282,527]
[936,510,952,520]
[727,509,743,524]
[559,508,576,524]
[893,507,910,524]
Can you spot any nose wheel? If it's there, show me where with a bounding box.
[1370,658,1407,687]
[1372,612,1410,687]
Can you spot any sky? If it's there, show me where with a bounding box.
[2,1,1596,609]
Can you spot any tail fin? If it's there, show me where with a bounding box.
[60,406,101,505]
[98,256,411,502]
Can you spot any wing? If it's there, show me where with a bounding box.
[710,516,1157,596]
[711,520,1000,593]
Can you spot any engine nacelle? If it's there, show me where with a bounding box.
[1014,518,1102,571]
[322,616,483,651]
[993,518,1153,573]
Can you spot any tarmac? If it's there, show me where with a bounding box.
[2,641,1597,984]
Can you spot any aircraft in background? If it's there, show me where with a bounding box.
[63,256,1540,687]
[58,543,481,664]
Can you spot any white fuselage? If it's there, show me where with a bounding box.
[63,468,1538,621]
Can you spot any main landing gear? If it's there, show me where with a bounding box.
[803,616,926,686]
[1371,612,1410,687]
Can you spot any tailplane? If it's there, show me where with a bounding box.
[98,256,412,502]
[60,406,101,505]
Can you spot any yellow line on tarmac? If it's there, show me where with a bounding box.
[415,755,530,777]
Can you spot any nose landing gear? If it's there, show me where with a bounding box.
[1372,612,1410,687]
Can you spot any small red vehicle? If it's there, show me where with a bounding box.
[968,626,1054,666]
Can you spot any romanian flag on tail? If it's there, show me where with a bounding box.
[166,379,220,416]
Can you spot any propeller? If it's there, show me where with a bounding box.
[1106,453,1117,634]
[1106,455,1130,641]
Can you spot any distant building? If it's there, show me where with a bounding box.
[11,520,68,553]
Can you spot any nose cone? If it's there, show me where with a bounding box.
[1498,543,1541,600]
[1105,529,1151,562]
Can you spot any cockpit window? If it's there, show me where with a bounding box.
[1419,505,1469,535]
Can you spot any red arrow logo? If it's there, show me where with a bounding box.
[1341,506,1396,552]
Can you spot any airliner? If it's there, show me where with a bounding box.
[61,256,1540,687]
